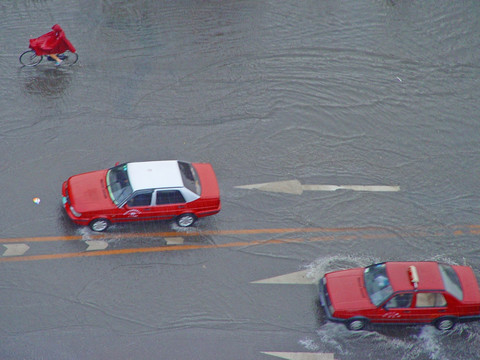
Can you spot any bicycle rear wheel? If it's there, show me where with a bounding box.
[19,50,42,67]
[60,51,78,66]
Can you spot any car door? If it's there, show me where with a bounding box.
[408,292,449,323]
[120,190,155,221]
[150,189,188,220]
[373,292,416,324]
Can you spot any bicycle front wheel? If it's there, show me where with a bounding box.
[19,50,42,67]
[61,51,78,66]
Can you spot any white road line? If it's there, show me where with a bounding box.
[236,180,399,195]
[2,244,30,256]
[165,237,184,245]
[251,270,320,285]
[262,351,335,360]
[85,240,109,251]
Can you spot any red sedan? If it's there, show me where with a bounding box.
[319,261,480,331]
[62,160,221,231]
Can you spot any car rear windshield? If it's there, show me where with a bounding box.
[439,264,463,300]
[178,161,201,195]
[364,263,394,306]
[106,163,133,206]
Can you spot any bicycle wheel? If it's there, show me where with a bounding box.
[60,51,78,66]
[19,50,42,67]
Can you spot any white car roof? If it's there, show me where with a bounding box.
[127,161,183,191]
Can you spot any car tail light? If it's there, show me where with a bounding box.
[70,206,82,217]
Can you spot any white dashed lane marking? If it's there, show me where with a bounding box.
[2,244,30,256]
[85,240,109,251]
[165,237,184,245]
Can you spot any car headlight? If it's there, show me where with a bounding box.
[329,304,335,315]
[70,206,82,217]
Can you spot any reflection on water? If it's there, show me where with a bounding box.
[22,67,72,98]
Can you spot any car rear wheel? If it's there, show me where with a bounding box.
[346,318,368,331]
[176,213,197,227]
[434,317,456,331]
[89,218,110,232]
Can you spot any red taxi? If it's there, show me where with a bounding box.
[319,261,480,331]
[62,160,221,231]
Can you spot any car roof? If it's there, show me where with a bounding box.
[127,161,183,191]
[385,261,445,292]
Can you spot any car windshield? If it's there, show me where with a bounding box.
[364,263,394,306]
[106,163,133,206]
[439,264,464,300]
[178,161,201,195]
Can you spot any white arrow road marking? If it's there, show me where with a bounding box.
[165,237,184,245]
[262,352,335,360]
[236,180,399,194]
[3,244,30,256]
[251,270,320,285]
[85,240,109,251]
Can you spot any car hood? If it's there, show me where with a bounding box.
[325,268,374,311]
[67,169,115,213]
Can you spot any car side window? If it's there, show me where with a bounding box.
[156,190,186,205]
[415,293,447,307]
[385,293,413,308]
[127,190,153,207]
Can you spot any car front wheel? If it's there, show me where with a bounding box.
[176,213,197,227]
[346,318,368,331]
[434,317,456,331]
[89,218,110,232]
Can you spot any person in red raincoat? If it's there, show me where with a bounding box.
[29,24,76,66]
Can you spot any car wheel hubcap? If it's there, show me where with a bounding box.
[349,320,364,330]
[178,215,194,227]
[92,220,107,231]
[438,320,453,330]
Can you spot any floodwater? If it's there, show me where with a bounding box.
[1,1,480,359]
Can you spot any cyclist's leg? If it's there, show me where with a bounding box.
[49,54,62,65]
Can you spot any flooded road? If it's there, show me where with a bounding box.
[1,1,480,359]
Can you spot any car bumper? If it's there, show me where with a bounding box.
[196,207,221,218]
[318,278,347,323]
[63,202,89,225]
[62,181,89,225]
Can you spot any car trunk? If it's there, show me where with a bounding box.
[455,265,480,303]
[194,162,219,193]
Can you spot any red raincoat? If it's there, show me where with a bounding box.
[29,24,76,56]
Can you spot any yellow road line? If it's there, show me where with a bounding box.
[0,237,307,262]
[0,226,391,244]
[0,223,477,245]
[0,223,477,263]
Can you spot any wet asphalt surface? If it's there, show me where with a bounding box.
[1,1,480,359]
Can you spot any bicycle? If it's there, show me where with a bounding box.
[19,50,78,67]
